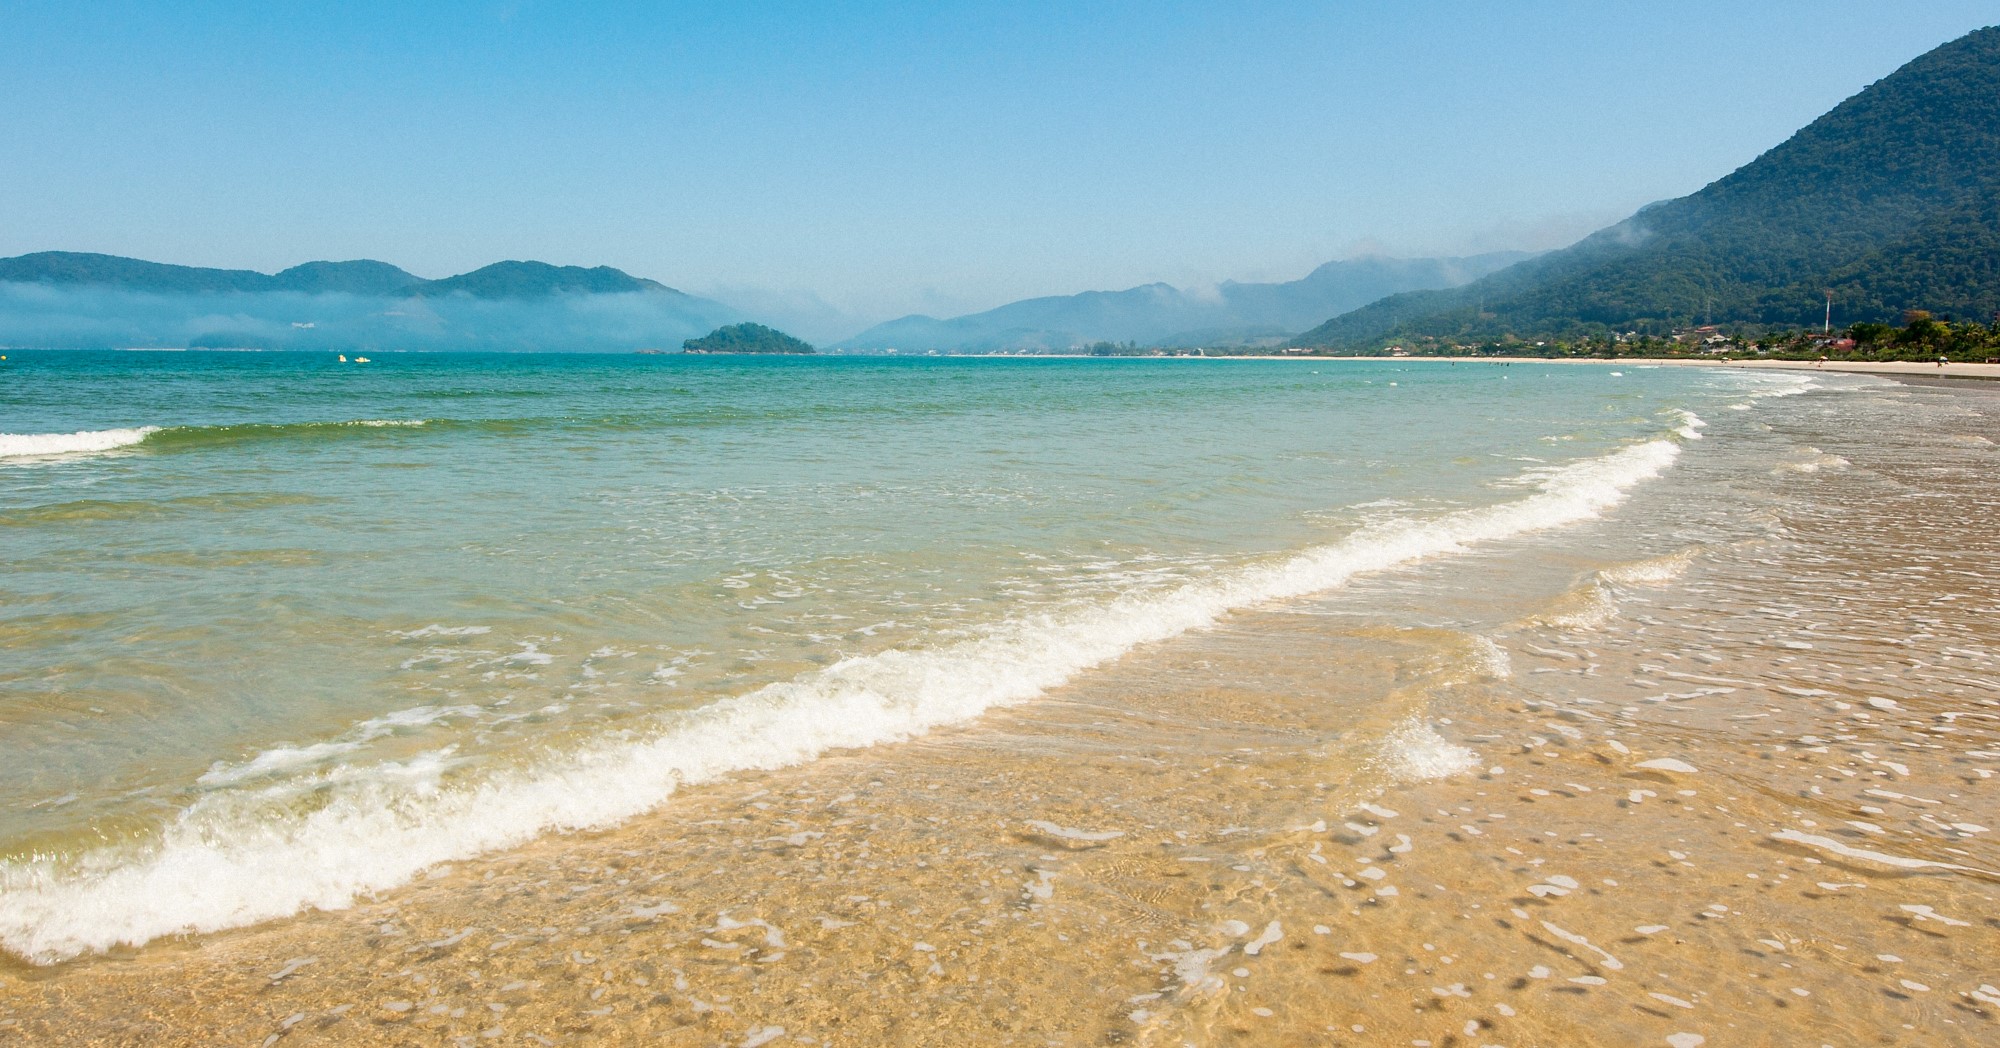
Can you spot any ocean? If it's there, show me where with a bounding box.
[5,352,1996,1046]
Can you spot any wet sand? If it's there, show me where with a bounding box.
[4,379,1999,1046]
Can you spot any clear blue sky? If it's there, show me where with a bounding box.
[2,1,1994,334]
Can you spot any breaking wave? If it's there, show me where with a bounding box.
[0,420,433,461]
[0,427,159,459]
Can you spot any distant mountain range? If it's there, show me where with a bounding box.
[834,253,1531,352]
[1296,25,2000,348]
[0,252,741,351]
[0,251,678,299]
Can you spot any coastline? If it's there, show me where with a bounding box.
[5,374,1999,1046]
[1222,354,2000,381]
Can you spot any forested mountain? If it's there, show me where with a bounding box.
[264,260,426,295]
[1297,25,2000,348]
[836,252,1529,352]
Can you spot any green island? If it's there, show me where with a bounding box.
[682,322,816,354]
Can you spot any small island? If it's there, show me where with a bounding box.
[682,322,815,354]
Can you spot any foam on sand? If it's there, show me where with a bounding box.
[1769,829,2000,877]
[1022,821,1123,843]
[1379,719,1479,782]
[0,420,1697,964]
[0,427,159,459]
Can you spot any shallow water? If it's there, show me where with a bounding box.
[6,355,1996,1045]
[0,353,1752,959]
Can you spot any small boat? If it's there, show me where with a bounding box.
[354,356,371,363]
[338,354,348,362]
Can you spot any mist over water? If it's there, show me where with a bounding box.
[0,353,1806,962]
[0,285,741,352]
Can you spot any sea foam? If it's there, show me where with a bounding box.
[0,427,159,459]
[1,419,434,462]
[1379,719,1480,781]
[0,423,1693,964]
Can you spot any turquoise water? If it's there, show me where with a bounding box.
[0,352,1803,962]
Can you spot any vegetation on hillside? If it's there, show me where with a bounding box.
[1297,26,2000,349]
[1323,310,2000,362]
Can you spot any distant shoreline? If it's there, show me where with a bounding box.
[1215,354,2000,381]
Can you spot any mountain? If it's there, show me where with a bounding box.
[683,322,815,354]
[0,251,427,295]
[271,260,425,295]
[1296,26,2000,349]
[0,252,742,351]
[0,251,684,299]
[0,251,284,294]
[835,252,1530,352]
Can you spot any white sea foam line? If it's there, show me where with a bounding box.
[0,426,1691,964]
[1736,372,1819,400]
[1769,829,2000,877]
[0,427,159,460]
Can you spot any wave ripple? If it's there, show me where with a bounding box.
[0,422,1693,964]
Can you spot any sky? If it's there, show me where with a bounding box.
[2,1,1995,339]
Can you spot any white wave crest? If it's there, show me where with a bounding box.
[0,431,1687,964]
[1776,449,1849,474]
[1531,584,1619,631]
[392,624,492,639]
[0,427,159,460]
[1739,373,1819,400]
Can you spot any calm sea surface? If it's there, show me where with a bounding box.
[0,352,1804,963]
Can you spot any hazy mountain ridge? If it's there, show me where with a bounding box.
[1296,25,2000,347]
[835,252,1531,352]
[0,251,684,299]
[0,252,740,351]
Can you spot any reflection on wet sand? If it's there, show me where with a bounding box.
[4,378,1999,1046]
